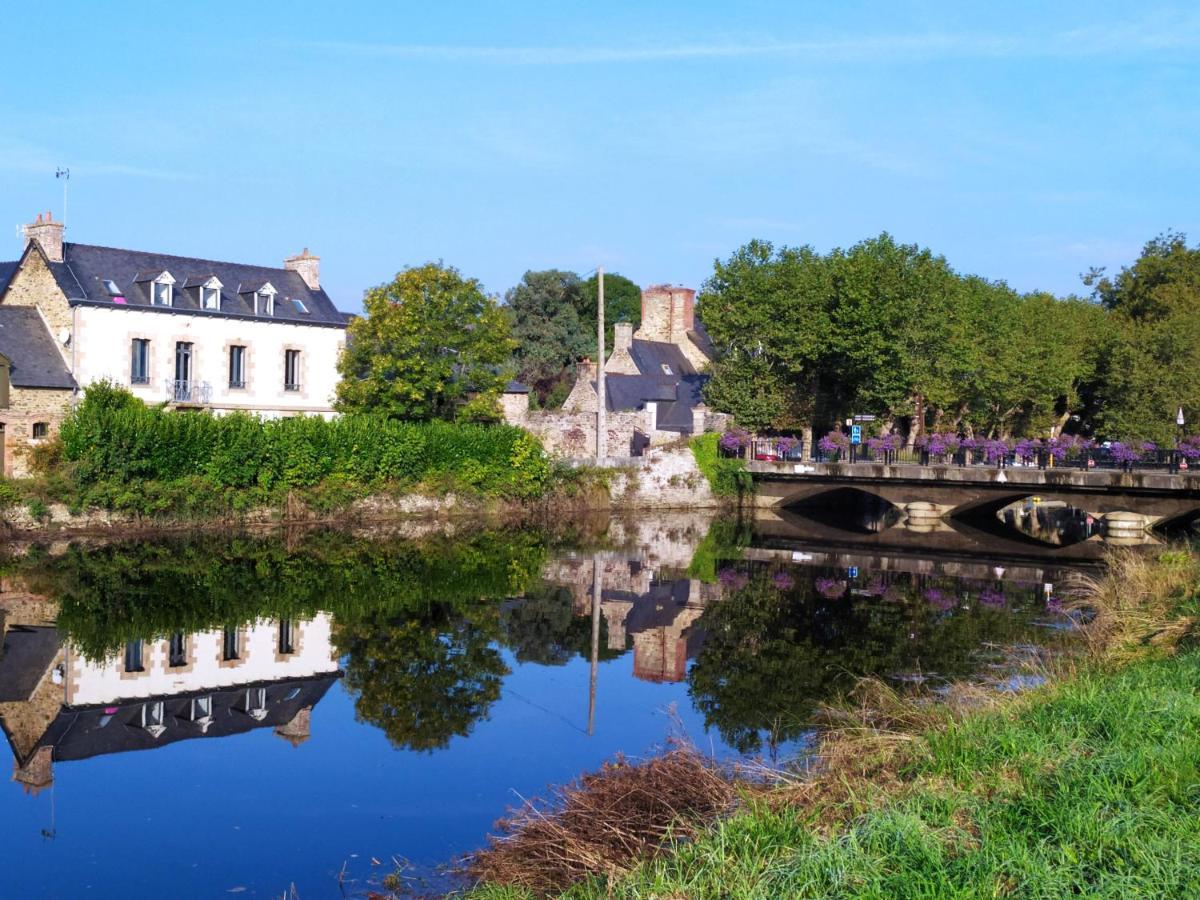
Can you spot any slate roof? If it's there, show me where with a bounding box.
[0,626,61,703]
[0,261,17,296]
[21,672,340,765]
[40,243,349,328]
[597,338,708,432]
[504,380,531,394]
[0,307,77,389]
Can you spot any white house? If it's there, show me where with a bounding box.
[0,212,351,472]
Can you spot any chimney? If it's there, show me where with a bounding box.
[284,248,320,290]
[274,706,313,747]
[637,285,695,344]
[613,321,633,353]
[23,211,64,263]
[13,746,54,794]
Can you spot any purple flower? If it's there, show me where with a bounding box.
[718,428,752,453]
[717,568,749,590]
[866,579,889,597]
[867,434,900,454]
[923,588,956,610]
[772,570,795,590]
[1046,596,1063,614]
[979,587,1007,608]
[775,436,799,455]
[818,430,849,454]
[1014,438,1043,463]
[815,577,847,599]
[983,439,1011,464]
[1108,442,1142,465]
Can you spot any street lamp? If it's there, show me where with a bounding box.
[1177,407,1187,473]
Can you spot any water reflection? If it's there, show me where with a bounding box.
[0,514,1086,895]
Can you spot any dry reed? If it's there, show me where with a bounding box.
[466,743,742,896]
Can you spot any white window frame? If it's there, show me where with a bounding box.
[152,272,175,307]
[255,283,277,316]
[200,277,223,310]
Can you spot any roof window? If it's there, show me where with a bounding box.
[291,297,309,314]
[661,363,674,376]
[103,279,122,296]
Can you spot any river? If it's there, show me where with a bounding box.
[0,499,1148,896]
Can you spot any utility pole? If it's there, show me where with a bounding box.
[588,555,602,736]
[596,267,606,461]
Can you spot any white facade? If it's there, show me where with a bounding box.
[75,305,345,418]
[66,613,339,707]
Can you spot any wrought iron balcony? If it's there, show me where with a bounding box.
[166,379,213,405]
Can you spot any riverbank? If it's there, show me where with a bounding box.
[0,439,724,539]
[465,547,1200,898]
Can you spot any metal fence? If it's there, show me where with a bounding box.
[730,439,1195,474]
[166,379,213,405]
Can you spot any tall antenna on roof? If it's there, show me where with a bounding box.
[55,167,70,227]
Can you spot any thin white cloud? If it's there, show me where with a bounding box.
[299,18,1200,66]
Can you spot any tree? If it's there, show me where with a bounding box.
[335,603,509,752]
[1086,232,1200,443]
[335,262,514,421]
[505,270,590,405]
[578,272,642,356]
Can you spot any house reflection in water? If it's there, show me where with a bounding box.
[0,588,340,794]
[544,555,717,684]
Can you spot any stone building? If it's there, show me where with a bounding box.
[510,283,725,457]
[0,211,351,474]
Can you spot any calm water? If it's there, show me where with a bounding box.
[0,503,1111,897]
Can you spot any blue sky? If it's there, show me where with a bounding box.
[2,2,1197,312]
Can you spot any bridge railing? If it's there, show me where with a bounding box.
[738,439,1194,474]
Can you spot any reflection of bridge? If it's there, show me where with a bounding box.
[750,460,1200,536]
[751,507,1099,586]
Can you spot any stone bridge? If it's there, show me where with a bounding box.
[748,460,1200,538]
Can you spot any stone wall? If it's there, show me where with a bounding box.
[1,386,74,477]
[499,390,529,424]
[522,408,660,458]
[3,247,74,360]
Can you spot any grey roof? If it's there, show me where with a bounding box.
[0,626,61,703]
[0,307,77,389]
[0,261,17,296]
[597,338,708,432]
[504,380,531,394]
[45,243,349,328]
[24,672,339,765]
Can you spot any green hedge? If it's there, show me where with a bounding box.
[58,383,551,499]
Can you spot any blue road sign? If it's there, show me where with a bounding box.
[850,425,862,445]
[848,566,859,578]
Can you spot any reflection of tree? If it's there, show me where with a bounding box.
[689,567,1045,757]
[498,583,621,666]
[335,604,508,753]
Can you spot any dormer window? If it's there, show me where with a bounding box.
[199,277,222,310]
[152,272,175,307]
[253,283,277,316]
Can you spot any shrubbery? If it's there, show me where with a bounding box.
[55,383,553,508]
[690,433,752,498]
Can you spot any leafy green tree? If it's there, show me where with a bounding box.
[335,603,509,752]
[335,262,514,421]
[579,272,642,355]
[1086,232,1200,443]
[506,270,590,405]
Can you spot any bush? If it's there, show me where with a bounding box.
[690,433,752,498]
[58,384,553,502]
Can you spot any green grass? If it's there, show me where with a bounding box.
[690,433,752,498]
[544,651,1200,898]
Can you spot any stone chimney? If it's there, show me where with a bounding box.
[274,706,313,747]
[23,211,64,263]
[284,248,320,290]
[13,746,54,794]
[636,285,696,345]
[613,321,633,353]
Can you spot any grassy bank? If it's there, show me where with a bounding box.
[467,548,1200,898]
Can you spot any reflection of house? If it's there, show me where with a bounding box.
[0,605,340,794]
[541,553,718,684]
